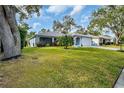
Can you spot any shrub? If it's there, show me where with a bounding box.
[57,35,73,48]
[45,43,50,47]
[36,43,43,47]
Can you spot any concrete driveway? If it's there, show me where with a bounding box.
[91,46,120,51]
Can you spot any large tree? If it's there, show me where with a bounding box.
[0,5,41,60]
[75,25,87,34]
[53,20,63,32]
[87,25,101,36]
[53,15,75,49]
[62,15,75,34]
[53,16,76,34]
[89,5,124,45]
[40,28,50,33]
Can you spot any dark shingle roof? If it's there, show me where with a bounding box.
[70,33,92,38]
[30,32,112,40]
[37,32,64,37]
[91,35,112,39]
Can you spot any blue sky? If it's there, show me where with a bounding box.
[24,5,101,33]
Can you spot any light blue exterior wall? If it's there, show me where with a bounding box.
[73,36,92,47]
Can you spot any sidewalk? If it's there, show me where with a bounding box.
[114,69,124,88]
[97,47,119,51]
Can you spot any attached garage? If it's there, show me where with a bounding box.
[81,36,92,46]
[73,34,92,47]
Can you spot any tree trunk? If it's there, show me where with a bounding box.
[0,5,21,60]
[115,36,120,46]
[0,36,1,53]
[115,38,119,45]
[64,35,68,49]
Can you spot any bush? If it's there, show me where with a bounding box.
[57,35,73,48]
[121,35,124,44]
[45,43,50,47]
[36,43,43,47]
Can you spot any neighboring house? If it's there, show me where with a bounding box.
[29,32,113,47]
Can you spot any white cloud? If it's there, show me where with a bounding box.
[47,5,69,14]
[33,9,51,22]
[70,6,86,16]
[32,22,41,29]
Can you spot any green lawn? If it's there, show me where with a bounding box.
[0,47,124,88]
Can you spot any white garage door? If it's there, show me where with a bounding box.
[81,37,92,46]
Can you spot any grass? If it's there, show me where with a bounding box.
[0,47,124,88]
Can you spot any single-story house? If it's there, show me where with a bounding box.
[29,32,113,47]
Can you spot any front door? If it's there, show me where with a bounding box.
[76,37,80,46]
[103,39,106,44]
